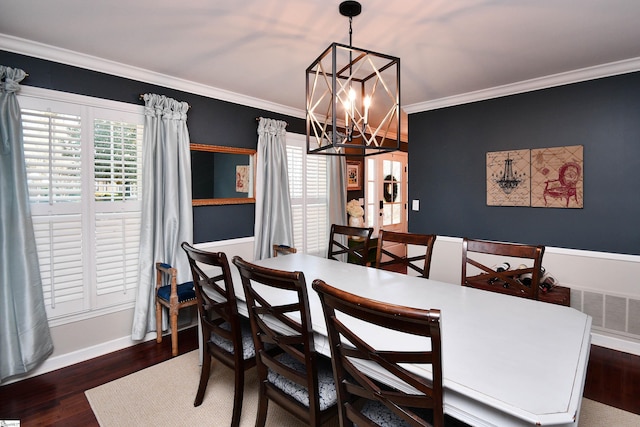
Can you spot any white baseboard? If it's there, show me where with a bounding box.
[591,332,640,356]
[2,331,156,386]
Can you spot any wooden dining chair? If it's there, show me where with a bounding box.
[327,224,374,266]
[272,244,297,257]
[375,230,437,278]
[181,243,257,427]
[312,279,444,427]
[232,256,338,427]
[155,262,197,357]
[461,238,545,300]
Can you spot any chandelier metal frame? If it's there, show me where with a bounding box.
[306,1,401,156]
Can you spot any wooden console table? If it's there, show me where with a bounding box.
[538,285,571,306]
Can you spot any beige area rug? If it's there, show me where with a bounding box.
[86,350,639,426]
[85,350,337,427]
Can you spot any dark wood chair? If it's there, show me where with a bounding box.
[232,256,338,427]
[181,243,256,427]
[272,244,297,257]
[312,279,444,427]
[461,238,545,300]
[155,262,197,357]
[375,230,437,278]
[327,224,373,266]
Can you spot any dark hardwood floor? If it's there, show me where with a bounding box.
[1,327,638,426]
[0,328,198,427]
[584,344,640,414]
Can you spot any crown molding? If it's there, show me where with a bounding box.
[5,33,640,118]
[404,57,640,114]
[0,34,304,119]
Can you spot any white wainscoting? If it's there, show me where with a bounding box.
[194,237,255,262]
[7,235,639,386]
[423,236,640,356]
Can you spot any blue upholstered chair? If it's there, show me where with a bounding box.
[232,256,338,427]
[155,262,197,357]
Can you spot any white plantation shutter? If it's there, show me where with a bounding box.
[94,212,141,302]
[19,89,143,321]
[93,118,143,305]
[31,215,85,314]
[23,108,85,316]
[286,134,329,256]
[94,119,142,202]
[287,143,304,250]
[22,108,83,205]
[305,154,328,255]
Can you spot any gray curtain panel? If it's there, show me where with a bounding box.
[253,118,294,260]
[131,94,193,341]
[327,151,347,260]
[0,65,53,382]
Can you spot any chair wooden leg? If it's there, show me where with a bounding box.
[230,366,245,427]
[255,382,269,427]
[170,309,179,357]
[156,302,162,344]
[194,354,212,407]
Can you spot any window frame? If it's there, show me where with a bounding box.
[286,133,330,257]
[18,86,145,326]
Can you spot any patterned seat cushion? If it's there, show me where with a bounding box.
[266,352,337,411]
[157,281,195,302]
[360,400,433,427]
[210,318,256,360]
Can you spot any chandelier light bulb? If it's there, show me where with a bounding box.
[363,95,371,125]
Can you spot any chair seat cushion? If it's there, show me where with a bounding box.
[267,352,337,411]
[360,400,433,427]
[157,281,195,303]
[210,318,256,360]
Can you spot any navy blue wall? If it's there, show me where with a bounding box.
[408,72,640,255]
[1,51,305,243]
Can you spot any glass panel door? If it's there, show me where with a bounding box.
[365,151,407,236]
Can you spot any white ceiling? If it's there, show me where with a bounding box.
[2,0,640,117]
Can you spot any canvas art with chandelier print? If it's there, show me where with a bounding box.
[486,145,583,208]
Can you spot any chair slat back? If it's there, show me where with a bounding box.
[461,238,545,300]
[328,224,373,266]
[232,256,327,424]
[313,279,444,427]
[375,230,437,278]
[181,243,243,349]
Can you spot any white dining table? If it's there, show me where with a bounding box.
[217,253,591,427]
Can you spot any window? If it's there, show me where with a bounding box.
[18,87,144,323]
[286,133,329,256]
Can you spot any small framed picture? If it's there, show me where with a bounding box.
[346,160,362,190]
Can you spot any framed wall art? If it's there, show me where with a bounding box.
[236,165,249,193]
[347,160,362,191]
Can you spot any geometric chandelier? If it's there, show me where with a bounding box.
[306,1,400,156]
